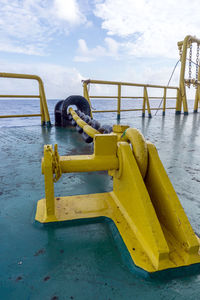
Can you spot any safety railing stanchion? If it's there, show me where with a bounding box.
[39,85,45,126]
[38,79,51,126]
[194,62,200,112]
[117,84,121,121]
[83,81,93,118]
[163,88,167,116]
[175,88,181,114]
[144,87,152,118]
[142,88,146,117]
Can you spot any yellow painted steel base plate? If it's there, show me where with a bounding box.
[36,192,200,273]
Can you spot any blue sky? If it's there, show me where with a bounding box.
[0,0,200,99]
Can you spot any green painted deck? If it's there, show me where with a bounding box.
[1,113,200,299]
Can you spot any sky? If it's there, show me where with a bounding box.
[0,0,200,99]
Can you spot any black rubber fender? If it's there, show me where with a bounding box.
[61,95,91,126]
[54,100,64,126]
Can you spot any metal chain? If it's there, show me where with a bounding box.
[189,43,192,87]
[53,144,62,182]
[179,46,182,58]
[196,43,199,88]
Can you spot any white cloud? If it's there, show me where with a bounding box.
[54,0,86,25]
[0,60,84,98]
[94,0,200,58]
[105,37,119,56]
[0,0,86,55]
[74,37,119,61]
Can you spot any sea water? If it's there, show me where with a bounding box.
[0,98,194,127]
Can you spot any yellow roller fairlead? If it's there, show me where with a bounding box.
[36,125,200,273]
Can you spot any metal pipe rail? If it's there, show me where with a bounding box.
[82,79,180,119]
[0,72,51,126]
[90,96,177,99]
[0,114,42,118]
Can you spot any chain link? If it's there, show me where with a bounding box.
[179,46,182,58]
[53,144,62,182]
[188,43,192,87]
[196,43,200,88]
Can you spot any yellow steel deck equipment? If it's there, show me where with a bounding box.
[36,108,200,273]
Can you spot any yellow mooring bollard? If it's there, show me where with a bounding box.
[36,126,200,273]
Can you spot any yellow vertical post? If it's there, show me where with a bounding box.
[178,36,190,115]
[83,81,93,118]
[175,88,182,114]
[117,84,121,121]
[144,87,152,118]
[194,87,199,113]
[142,87,146,117]
[39,86,45,126]
[162,88,167,116]
[39,79,51,126]
[194,62,200,112]
[43,145,57,222]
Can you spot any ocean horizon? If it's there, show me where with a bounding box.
[0,97,195,128]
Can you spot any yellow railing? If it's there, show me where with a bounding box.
[178,35,200,115]
[83,79,180,119]
[0,72,51,126]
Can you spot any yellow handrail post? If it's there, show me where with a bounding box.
[144,87,152,118]
[163,88,167,116]
[175,88,182,114]
[142,88,146,117]
[178,36,189,115]
[194,64,200,112]
[39,85,45,126]
[38,78,51,126]
[83,81,93,118]
[117,84,121,121]
[194,87,199,113]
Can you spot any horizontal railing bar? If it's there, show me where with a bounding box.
[92,110,118,113]
[90,96,177,99]
[92,107,176,113]
[0,95,40,98]
[84,79,179,90]
[0,114,42,118]
[90,96,144,99]
[150,107,176,111]
[149,97,177,99]
[120,109,144,112]
[0,72,42,81]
